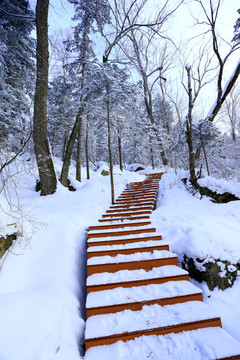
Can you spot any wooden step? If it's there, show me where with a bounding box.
[120,190,157,195]
[88,227,156,239]
[109,201,154,209]
[87,234,162,247]
[88,221,151,231]
[118,192,157,198]
[87,244,169,258]
[87,255,178,275]
[86,292,203,317]
[87,273,189,293]
[106,206,153,213]
[98,215,151,222]
[85,317,222,349]
[115,197,155,203]
[102,210,152,217]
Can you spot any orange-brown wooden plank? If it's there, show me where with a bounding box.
[86,292,203,317]
[102,211,152,217]
[87,234,162,247]
[87,244,169,259]
[87,256,178,275]
[87,273,189,293]
[85,317,222,349]
[98,215,150,222]
[88,221,151,231]
[87,227,156,239]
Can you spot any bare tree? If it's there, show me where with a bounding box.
[193,0,240,123]
[220,82,240,141]
[33,0,57,195]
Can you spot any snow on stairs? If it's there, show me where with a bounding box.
[84,173,240,359]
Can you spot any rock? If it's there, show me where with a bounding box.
[0,233,17,259]
[199,186,239,203]
[101,170,110,176]
[182,255,239,291]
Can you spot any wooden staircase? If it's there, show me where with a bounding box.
[84,173,240,359]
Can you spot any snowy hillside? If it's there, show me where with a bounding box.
[0,159,240,359]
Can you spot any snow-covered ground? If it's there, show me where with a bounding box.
[0,159,240,359]
[151,170,240,344]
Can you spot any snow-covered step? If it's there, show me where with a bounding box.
[119,191,157,196]
[106,206,153,213]
[87,265,189,293]
[84,327,240,360]
[102,210,152,217]
[87,226,156,239]
[98,215,151,222]
[109,201,155,209]
[88,250,176,266]
[87,250,178,275]
[87,243,169,259]
[88,220,151,231]
[86,280,203,317]
[88,239,168,252]
[87,265,188,286]
[120,188,158,193]
[87,234,162,246]
[116,196,156,202]
[85,301,222,348]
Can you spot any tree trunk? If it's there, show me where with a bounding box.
[149,136,155,170]
[76,116,82,182]
[185,66,197,184]
[200,133,210,176]
[62,124,69,161]
[60,104,86,187]
[86,116,90,180]
[106,79,114,205]
[118,128,123,171]
[60,21,88,187]
[33,0,57,196]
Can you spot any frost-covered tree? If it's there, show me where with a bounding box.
[233,8,240,43]
[60,0,110,186]
[0,0,35,150]
[48,75,78,159]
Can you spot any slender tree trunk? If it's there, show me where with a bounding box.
[200,133,210,176]
[118,128,123,171]
[60,22,88,187]
[185,66,197,184]
[130,34,168,166]
[86,116,90,180]
[62,124,69,161]
[76,117,82,182]
[149,136,154,170]
[33,0,57,196]
[105,79,114,205]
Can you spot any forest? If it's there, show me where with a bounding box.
[0,0,240,198]
[1,0,240,359]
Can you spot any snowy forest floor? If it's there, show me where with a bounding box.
[0,157,240,360]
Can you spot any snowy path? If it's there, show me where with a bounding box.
[84,174,240,359]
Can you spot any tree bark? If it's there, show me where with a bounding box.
[60,109,82,186]
[60,19,88,187]
[118,128,123,172]
[105,78,114,205]
[207,61,240,123]
[76,117,82,182]
[185,66,197,184]
[85,116,90,180]
[33,0,57,196]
